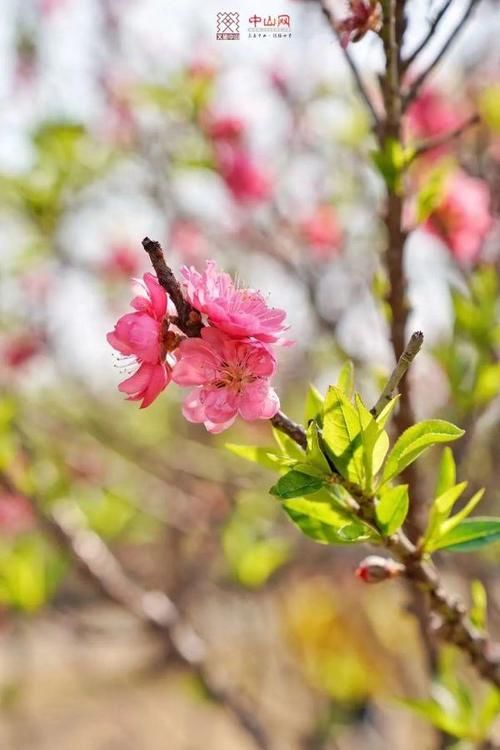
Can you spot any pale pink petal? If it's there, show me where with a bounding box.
[204,416,236,433]
[202,387,238,424]
[182,389,207,423]
[238,381,280,420]
[172,338,220,385]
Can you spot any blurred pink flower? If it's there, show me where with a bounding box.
[424,170,492,263]
[173,327,279,433]
[187,59,217,81]
[101,244,140,280]
[118,361,171,409]
[181,260,288,343]
[0,494,34,536]
[407,88,462,157]
[338,1,382,48]
[107,273,173,407]
[39,0,66,16]
[3,333,43,369]
[215,144,272,204]
[205,115,245,142]
[300,205,343,260]
[170,221,208,263]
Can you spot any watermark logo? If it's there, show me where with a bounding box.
[248,14,292,38]
[216,11,240,40]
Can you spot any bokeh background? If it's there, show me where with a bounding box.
[2,1,500,748]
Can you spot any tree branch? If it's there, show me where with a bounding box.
[403,0,482,109]
[371,330,424,417]
[140,239,500,689]
[142,237,202,337]
[402,0,455,71]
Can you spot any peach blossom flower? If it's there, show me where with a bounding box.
[181,261,288,343]
[107,273,173,408]
[173,327,279,433]
[424,170,492,263]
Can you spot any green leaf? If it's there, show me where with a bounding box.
[423,482,468,549]
[470,580,487,631]
[479,84,500,132]
[435,447,456,498]
[382,420,464,484]
[375,395,400,429]
[371,138,415,193]
[432,518,500,552]
[354,394,388,492]
[282,497,373,545]
[305,422,332,475]
[439,489,485,537]
[226,443,284,472]
[270,470,323,500]
[414,165,449,222]
[399,698,470,739]
[375,484,409,535]
[272,427,305,461]
[478,688,500,734]
[305,384,324,423]
[322,386,363,485]
[336,361,354,398]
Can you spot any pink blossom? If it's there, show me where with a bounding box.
[338,1,382,48]
[107,273,172,407]
[173,327,279,433]
[424,171,492,263]
[170,221,208,263]
[118,361,171,409]
[215,143,272,204]
[181,261,288,343]
[300,205,343,260]
[101,244,140,280]
[407,88,462,158]
[0,494,34,536]
[205,115,245,142]
[3,333,43,369]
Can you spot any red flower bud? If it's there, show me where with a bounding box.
[355,555,404,584]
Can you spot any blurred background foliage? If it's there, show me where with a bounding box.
[2,0,500,748]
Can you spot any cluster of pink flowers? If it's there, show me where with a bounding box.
[107,261,288,433]
[405,88,493,264]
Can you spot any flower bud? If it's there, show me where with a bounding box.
[355,555,404,584]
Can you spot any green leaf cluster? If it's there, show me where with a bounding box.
[401,648,500,742]
[228,370,465,548]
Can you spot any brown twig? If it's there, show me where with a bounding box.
[371,330,424,417]
[142,237,202,337]
[403,0,482,109]
[402,0,455,72]
[410,113,481,161]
